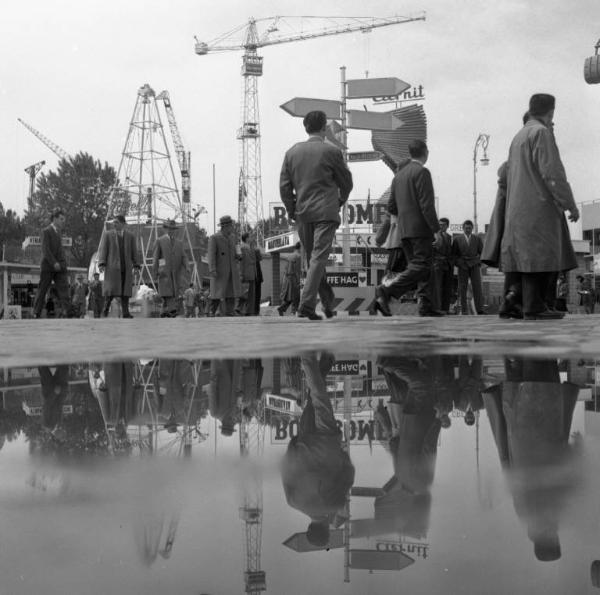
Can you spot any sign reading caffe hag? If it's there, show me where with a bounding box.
[269,199,388,228]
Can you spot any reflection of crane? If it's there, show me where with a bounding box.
[239,381,266,593]
[17,118,70,160]
[23,160,45,210]
[156,90,193,221]
[194,14,426,244]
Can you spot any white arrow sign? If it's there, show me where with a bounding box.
[346,77,411,99]
[347,110,403,131]
[280,97,341,120]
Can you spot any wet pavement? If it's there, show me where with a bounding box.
[1,316,600,594]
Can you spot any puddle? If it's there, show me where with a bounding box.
[0,352,599,594]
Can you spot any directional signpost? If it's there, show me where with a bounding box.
[347,110,403,130]
[279,97,341,120]
[346,77,411,99]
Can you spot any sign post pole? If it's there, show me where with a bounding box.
[340,66,351,270]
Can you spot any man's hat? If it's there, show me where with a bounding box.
[529,93,555,117]
[162,219,178,230]
[93,272,100,277]
[219,215,233,226]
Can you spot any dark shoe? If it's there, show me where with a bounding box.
[323,308,336,319]
[122,314,134,319]
[277,306,285,317]
[373,288,392,317]
[418,309,445,317]
[523,309,565,321]
[297,309,323,321]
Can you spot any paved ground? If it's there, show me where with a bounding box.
[2,311,600,366]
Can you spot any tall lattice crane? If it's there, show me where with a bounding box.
[194,14,426,245]
[17,118,70,160]
[156,91,192,221]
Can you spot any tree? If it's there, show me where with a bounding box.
[0,203,26,260]
[25,152,118,268]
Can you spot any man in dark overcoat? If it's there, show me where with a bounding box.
[501,93,579,320]
[277,242,302,316]
[280,110,353,320]
[451,220,484,315]
[431,217,454,313]
[238,232,257,316]
[207,215,241,316]
[33,208,69,318]
[152,219,188,317]
[374,140,441,317]
[98,215,140,318]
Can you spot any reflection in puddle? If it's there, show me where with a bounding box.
[0,353,598,593]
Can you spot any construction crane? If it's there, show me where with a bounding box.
[17,118,70,160]
[156,91,192,221]
[23,160,45,211]
[194,14,426,245]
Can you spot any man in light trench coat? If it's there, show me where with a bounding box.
[207,215,242,316]
[499,93,579,320]
[152,219,189,317]
[98,214,140,318]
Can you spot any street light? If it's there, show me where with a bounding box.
[473,133,490,234]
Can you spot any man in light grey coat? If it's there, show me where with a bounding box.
[152,219,188,317]
[501,94,579,320]
[280,110,353,320]
[98,214,140,318]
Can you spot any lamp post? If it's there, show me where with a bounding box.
[473,133,490,234]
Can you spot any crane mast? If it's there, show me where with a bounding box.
[194,13,425,245]
[156,91,192,221]
[17,118,70,160]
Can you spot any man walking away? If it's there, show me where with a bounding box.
[278,242,302,316]
[98,214,140,318]
[373,140,442,317]
[452,220,484,315]
[33,209,69,319]
[500,93,579,320]
[280,110,353,320]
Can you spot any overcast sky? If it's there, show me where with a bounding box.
[1,0,599,237]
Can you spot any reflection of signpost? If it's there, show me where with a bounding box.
[283,529,344,552]
[349,549,414,571]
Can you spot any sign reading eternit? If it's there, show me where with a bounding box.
[269,200,388,228]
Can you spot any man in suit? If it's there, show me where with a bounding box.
[280,110,353,320]
[452,220,484,315]
[207,215,242,316]
[374,140,441,317]
[238,232,257,316]
[152,219,188,317]
[33,208,69,318]
[431,217,454,313]
[98,214,140,318]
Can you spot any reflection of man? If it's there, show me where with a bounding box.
[38,365,69,434]
[98,214,140,318]
[33,209,69,319]
[374,140,441,317]
[451,220,484,315]
[280,110,353,320]
[152,219,188,318]
[280,354,355,547]
[209,359,241,436]
[483,358,579,562]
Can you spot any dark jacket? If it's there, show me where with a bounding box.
[280,136,353,224]
[481,162,508,267]
[40,224,67,272]
[98,229,139,297]
[152,234,188,297]
[387,160,439,239]
[452,234,483,270]
[207,231,241,299]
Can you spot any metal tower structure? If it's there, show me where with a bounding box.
[156,90,192,221]
[194,14,426,245]
[17,118,70,160]
[105,84,200,288]
[24,160,45,211]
